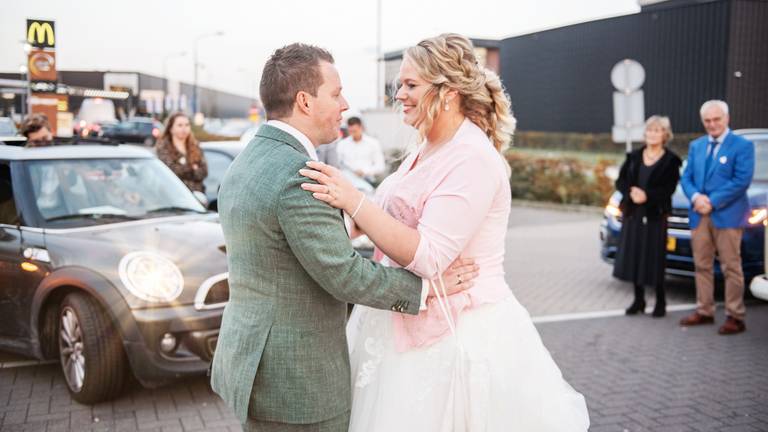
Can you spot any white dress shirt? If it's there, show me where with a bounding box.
[692,128,731,204]
[266,120,319,161]
[266,120,429,309]
[336,134,386,178]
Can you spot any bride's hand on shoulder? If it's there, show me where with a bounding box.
[300,161,362,213]
[430,258,479,297]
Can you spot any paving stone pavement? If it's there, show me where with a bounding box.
[537,305,768,432]
[506,206,696,317]
[1,205,764,431]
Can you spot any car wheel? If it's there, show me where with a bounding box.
[58,292,127,403]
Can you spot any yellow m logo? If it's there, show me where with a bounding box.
[27,21,55,47]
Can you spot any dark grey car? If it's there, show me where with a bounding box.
[0,144,229,403]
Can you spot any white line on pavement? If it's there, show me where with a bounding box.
[0,359,57,369]
[531,303,702,324]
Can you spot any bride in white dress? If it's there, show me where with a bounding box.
[300,33,589,431]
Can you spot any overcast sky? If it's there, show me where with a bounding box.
[2,0,640,113]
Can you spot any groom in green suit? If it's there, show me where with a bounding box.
[210,44,426,431]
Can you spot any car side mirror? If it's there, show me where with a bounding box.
[193,191,209,207]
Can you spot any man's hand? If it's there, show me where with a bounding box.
[630,187,647,204]
[428,257,479,298]
[693,194,712,214]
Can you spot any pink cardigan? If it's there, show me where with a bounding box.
[373,119,513,351]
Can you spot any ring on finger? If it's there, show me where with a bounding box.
[457,274,463,284]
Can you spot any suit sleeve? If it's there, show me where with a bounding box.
[277,167,422,314]
[680,141,699,200]
[709,139,755,210]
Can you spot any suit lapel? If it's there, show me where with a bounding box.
[704,132,732,182]
[254,124,310,158]
[695,138,708,189]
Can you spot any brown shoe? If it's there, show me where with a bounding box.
[718,316,746,335]
[679,312,714,326]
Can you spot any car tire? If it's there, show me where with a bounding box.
[58,292,127,403]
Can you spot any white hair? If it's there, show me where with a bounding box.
[700,100,729,117]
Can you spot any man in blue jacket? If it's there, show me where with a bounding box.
[679,100,755,335]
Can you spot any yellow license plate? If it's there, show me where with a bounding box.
[666,236,676,252]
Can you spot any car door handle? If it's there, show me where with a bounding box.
[23,247,51,263]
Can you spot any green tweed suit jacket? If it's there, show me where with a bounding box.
[210,124,422,425]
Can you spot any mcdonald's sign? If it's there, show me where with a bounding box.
[26,19,55,48]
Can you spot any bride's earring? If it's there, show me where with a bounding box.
[444,103,450,111]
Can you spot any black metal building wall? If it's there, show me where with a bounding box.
[726,0,768,129]
[499,0,736,133]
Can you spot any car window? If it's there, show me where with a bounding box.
[0,163,19,225]
[0,119,17,136]
[24,158,205,226]
[203,150,232,199]
[754,139,767,182]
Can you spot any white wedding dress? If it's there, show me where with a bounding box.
[346,120,590,431]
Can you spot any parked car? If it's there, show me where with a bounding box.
[73,98,117,137]
[200,140,375,257]
[750,203,768,301]
[0,144,228,403]
[601,129,767,281]
[100,117,163,146]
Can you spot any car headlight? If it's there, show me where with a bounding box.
[748,208,767,226]
[605,197,622,220]
[118,251,184,302]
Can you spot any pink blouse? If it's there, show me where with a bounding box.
[373,119,513,351]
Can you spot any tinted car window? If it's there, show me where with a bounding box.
[0,163,18,225]
[203,150,232,199]
[754,139,767,182]
[24,158,205,226]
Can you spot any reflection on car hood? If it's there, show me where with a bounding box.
[42,214,228,307]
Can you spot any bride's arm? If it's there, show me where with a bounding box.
[300,156,497,278]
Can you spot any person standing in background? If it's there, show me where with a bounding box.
[155,112,208,193]
[336,116,386,184]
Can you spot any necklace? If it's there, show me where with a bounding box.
[643,147,664,165]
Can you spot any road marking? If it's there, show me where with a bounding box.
[0,359,56,369]
[532,303,702,323]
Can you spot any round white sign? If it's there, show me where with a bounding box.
[611,59,645,92]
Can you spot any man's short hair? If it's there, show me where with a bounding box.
[259,43,334,120]
[700,100,729,117]
[20,113,51,138]
[347,116,363,127]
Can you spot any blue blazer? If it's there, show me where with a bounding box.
[680,132,755,229]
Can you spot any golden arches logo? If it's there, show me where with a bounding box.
[27,21,55,47]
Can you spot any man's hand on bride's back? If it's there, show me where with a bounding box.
[430,257,479,297]
[299,161,362,214]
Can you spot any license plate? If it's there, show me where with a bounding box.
[666,236,676,252]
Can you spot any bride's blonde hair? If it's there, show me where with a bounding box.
[403,33,516,152]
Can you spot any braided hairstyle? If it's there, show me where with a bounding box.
[403,33,516,152]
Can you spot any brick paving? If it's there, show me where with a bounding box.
[1,205,764,431]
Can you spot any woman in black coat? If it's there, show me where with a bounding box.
[613,115,682,317]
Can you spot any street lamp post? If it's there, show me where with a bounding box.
[192,31,224,116]
[163,51,187,115]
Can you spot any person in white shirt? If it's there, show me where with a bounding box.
[336,117,386,184]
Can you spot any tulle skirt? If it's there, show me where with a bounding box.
[347,294,590,432]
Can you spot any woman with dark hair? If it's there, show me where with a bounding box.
[155,112,208,192]
[614,115,682,317]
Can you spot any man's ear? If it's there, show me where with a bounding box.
[296,91,311,115]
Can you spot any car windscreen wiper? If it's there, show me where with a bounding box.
[144,206,207,214]
[45,213,139,222]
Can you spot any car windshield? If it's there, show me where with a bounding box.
[0,119,17,136]
[24,158,206,227]
[754,139,767,182]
